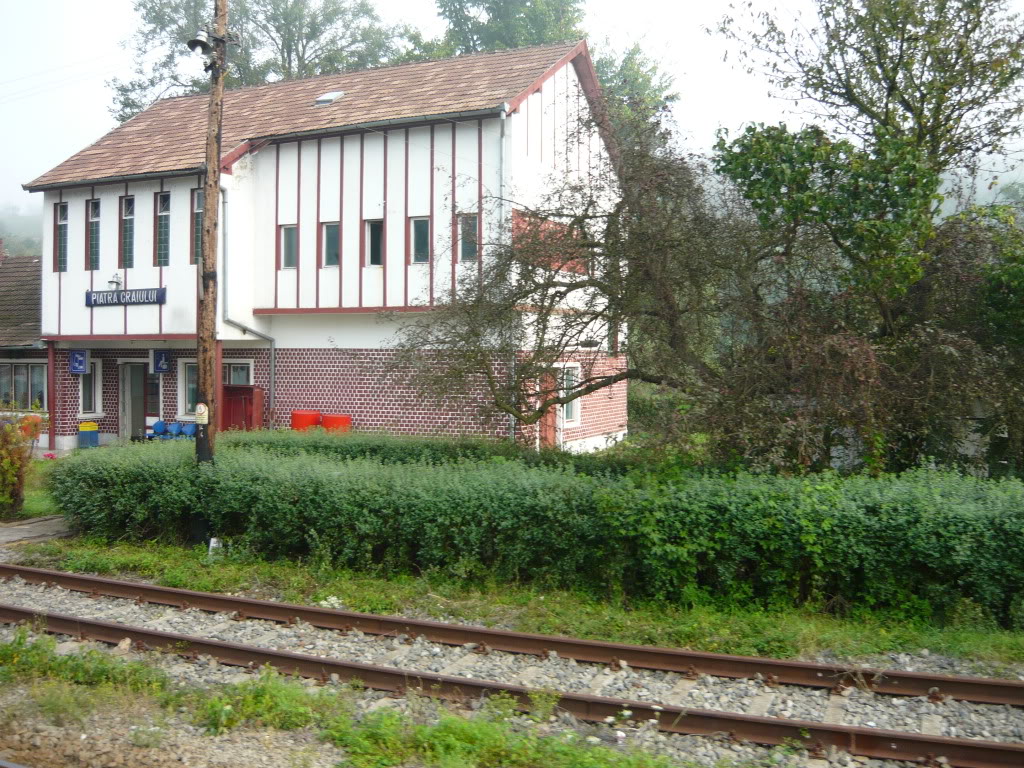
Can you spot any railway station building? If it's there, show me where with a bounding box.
[19,41,628,454]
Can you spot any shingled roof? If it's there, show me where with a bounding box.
[26,41,593,191]
[0,244,42,348]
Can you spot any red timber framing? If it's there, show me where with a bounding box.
[358,133,365,308]
[296,141,302,309]
[403,129,410,308]
[56,191,63,335]
[450,124,457,298]
[429,125,435,306]
[477,119,483,282]
[254,306,429,315]
[87,186,95,335]
[46,341,56,450]
[383,130,389,308]
[338,135,345,308]
[273,146,280,308]
[315,138,322,308]
[119,183,129,335]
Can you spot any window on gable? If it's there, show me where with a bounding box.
[155,192,170,267]
[561,366,579,423]
[120,196,134,268]
[366,219,383,266]
[86,199,100,271]
[280,225,297,269]
[460,214,478,262]
[322,222,339,267]
[411,217,430,263]
[191,189,204,265]
[54,202,68,272]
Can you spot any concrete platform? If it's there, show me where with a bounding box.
[0,515,69,545]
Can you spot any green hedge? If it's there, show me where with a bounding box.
[51,441,1024,625]
[218,429,638,476]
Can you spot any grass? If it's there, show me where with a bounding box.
[0,628,731,768]
[17,537,1024,667]
[18,459,59,518]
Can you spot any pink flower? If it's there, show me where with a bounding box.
[43,453,56,460]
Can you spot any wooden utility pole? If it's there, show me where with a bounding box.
[195,0,228,463]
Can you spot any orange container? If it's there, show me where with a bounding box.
[322,414,352,432]
[290,410,322,431]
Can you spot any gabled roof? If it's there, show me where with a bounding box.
[26,41,598,191]
[0,245,42,348]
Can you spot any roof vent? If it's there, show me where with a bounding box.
[314,91,344,106]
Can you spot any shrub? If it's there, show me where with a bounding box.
[50,442,1024,625]
[218,429,637,476]
[0,419,32,519]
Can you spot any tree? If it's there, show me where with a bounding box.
[593,42,678,150]
[434,0,584,54]
[110,0,407,122]
[719,0,1024,170]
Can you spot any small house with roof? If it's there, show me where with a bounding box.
[23,41,628,452]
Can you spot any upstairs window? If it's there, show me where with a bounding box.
[411,217,430,263]
[120,196,134,268]
[280,225,297,269]
[366,219,383,266]
[322,222,339,267]
[191,189,204,265]
[460,214,478,262]
[54,202,68,272]
[561,366,579,423]
[86,199,100,271]
[155,192,170,267]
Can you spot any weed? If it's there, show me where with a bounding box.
[19,538,1024,667]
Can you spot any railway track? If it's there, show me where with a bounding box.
[1,563,1022,768]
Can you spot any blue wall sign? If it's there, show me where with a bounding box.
[69,350,90,375]
[150,349,172,375]
[85,287,166,306]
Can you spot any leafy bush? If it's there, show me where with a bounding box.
[50,442,1024,625]
[218,428,638,476]
[0,418,32,519]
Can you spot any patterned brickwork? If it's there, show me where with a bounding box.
[48,346,627,447]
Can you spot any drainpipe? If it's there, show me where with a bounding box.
[499,106,517,443]
[219,186,277,410]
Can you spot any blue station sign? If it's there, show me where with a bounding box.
[86,288,166,306]
[69,349,90,375]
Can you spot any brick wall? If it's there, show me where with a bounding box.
[48,346,628,447]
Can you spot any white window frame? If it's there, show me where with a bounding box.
[79,359,104,418]
[280,224,297,270]
[410,216,430,264]
[177,358,254,419]
[0,360,48,412]
[555,363,581,426]
[222,359,255,386]
[322,222,340,268]
[177,357,197,420]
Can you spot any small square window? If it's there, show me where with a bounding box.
[122,197,134,219]
[281,225,297,269]
[88,199,101,220]
[158,192,171,214]
[366,219,383,266]
[57,203,68,224]
[411,218,430,263]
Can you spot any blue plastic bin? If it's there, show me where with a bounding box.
[78,422,99,448]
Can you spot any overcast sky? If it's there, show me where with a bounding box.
[0,0,816,214]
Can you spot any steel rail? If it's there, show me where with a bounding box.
[1,603,1022,768]
[1,563,1021,707]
